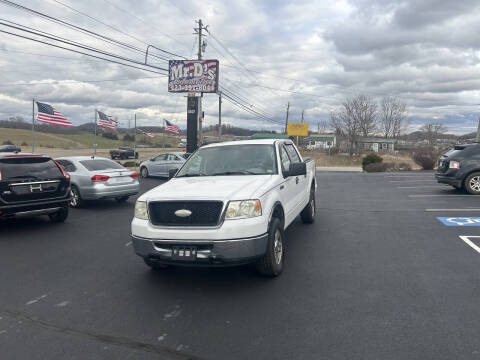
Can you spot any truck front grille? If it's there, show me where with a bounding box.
[148,201,224,227]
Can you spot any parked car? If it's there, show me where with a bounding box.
[131,139,316,277]
[139,152,190,178]
[436,143,480,194]
[55,156,140,207]
[109,147,138,160]
[0,144,21,153]
[0,153,70,222]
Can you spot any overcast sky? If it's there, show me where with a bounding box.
[1,0,480,134]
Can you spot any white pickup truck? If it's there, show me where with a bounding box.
[131,139,316,276]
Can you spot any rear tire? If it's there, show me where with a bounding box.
[140,167,149,178]
[49,207,68,223]
[464,172,480,195]
[300,187,315,224]
[144,258,169,270]
[70,185,83,208]
[256,218,284,277]
[116,196,129,203]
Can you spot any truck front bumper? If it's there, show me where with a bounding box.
[131,233,268,266]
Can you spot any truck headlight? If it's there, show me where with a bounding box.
[225,200,262,219]
[134,201,148,220]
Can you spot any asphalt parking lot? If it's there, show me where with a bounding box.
[0,171,478,360]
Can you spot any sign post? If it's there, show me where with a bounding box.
[287,123,309,147]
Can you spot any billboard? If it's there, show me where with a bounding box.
[168,59,219,93]
[287,123,308,136]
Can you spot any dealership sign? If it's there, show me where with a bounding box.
[168,59,219,93]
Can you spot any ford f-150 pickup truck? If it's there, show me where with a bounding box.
[131,139,316,276]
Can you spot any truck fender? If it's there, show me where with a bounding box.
[268,202,285,229]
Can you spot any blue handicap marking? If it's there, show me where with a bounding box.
[437,217,480,226]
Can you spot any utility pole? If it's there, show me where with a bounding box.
[284,102,290,134]
[197,19,204,146]
[476,116,480,142]
[301,110,304,123]
[218,91,222,140]
[31,99,35,153]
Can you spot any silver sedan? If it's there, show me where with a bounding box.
[55,156,140,208]
[139,152,189,178]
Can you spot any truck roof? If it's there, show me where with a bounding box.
[202,139,289,148]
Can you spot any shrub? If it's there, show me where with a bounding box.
[102,132,118,140]
[2,140,14,145]
[123,134,135,142]
[120,161,139,167]
[398,162,412,171]
[364,162,389,172]
[412,147,438,170]
[325,147,339,155]
[362,153,383,169]
[21,141,28,146]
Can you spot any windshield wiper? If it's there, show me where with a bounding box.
[211,170,257,176]
[176,173,207,178]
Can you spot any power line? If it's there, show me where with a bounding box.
[0,28,168,75]
[0,21,169,72]
[0,76,167,86]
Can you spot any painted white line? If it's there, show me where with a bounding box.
[409,194,473,197]
[459,236,480,254]
[125,241,132,247]
[426,209,480,212]
[397,185,448,189]
[389,180,435,183]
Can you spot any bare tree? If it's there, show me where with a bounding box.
[353,95,377,137]
[316,120,329,133]
[329,95,377,156]
[380,96,407,139]
[420,123,447,146]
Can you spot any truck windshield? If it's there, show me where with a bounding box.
[176,144,277,177]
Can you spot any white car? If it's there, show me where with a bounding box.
[131,139,316,277]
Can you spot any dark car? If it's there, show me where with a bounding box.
[435,143,480,194]
[109,147,139,160]
[0,153,71,222]
[0,145,21,153]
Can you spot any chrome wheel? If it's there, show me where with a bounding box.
[141,167,148,178]
[310,196,315,217]
[70,188,79,207]
[469,176,480,191]
[273,229,283,265]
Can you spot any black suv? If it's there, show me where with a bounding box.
[0,145,21,153]
[435,143,480,194]
[0,153,71,222]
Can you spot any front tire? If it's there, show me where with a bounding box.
[140,167,149,178]
[300,187,315,224]
[464,172,480,195]
[144,258,169,270]
[49,207,68,223]
[256,218,284,277]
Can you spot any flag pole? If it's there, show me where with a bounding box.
[134,113,137,174]
[162,119,166,148]
[94,109,97,157]
[31,99,35,153]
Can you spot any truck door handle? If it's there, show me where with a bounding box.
[295,177,299,184]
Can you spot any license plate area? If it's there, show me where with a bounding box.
[171,246,197,261]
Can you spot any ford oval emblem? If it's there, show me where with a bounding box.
[175,209,192,217]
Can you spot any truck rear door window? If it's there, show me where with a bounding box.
[0,157,62,180]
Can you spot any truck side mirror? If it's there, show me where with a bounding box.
[288,162,307,177]
[168,168,178,179]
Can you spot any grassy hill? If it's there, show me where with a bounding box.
[0,128,180,149]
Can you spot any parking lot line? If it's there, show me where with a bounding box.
[426,208,480,212]
[397,185,447,189]
[389,180,435,183]
[458,236,480,254]
[409,194,473,197]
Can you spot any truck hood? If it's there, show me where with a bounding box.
[140,175,276,202]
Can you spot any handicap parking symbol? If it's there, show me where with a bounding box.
[437,217,480,226]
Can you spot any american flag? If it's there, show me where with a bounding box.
[137,129,156,138]
[97,111,118,130]
[164,119,179,135]
[36,102,72,127]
